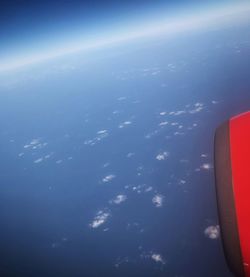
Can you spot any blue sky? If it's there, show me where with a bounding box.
[0,0,232,47]
[0,0,247,71]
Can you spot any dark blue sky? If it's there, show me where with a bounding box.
[0,0,232,50]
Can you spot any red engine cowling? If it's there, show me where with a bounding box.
[215,111,250,277]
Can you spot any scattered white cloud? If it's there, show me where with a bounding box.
[34,158,43,164]
[151,70,160,75]
[159,121,168,126]
[110,194,127,205]
[140,251,166,265]
[102,174,116,183]
[30,138,40,145]
[133,100,140,104]
[180,159,189,163]
[179,179,186,185]
[145,186,153,192]
[204,225,220,239]
[119,121,132,128]
[117,97,126,101]
[151,253,165,264]
[131,184,147,194]
[102,162,110,168]
[84,130,109,146]
[114,256,130,268]
[189,102,204,114]
[97,130,108,135]
[133,186,141,193]
[127,152,135,158]
[169,110,186,116]
[152,194,164,207]
[159,111,167,116]
[24,144,31,149]
[23,138,48,150]
[89,210,110,229]
[145,130,159,139]
[200,163,213,170]
[156,152,169,161]
[174,131,185,136]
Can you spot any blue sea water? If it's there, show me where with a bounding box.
[0,24,250,276]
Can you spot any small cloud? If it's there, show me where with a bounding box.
[97,130,108,135]
[195,102,203,107]
[156,152,169,161]
[119,121,132,129]
[145,186,153,192]
[24,138,48,150]
[212,100,219,104]
[179,179,186,185]
[151,253,165,264]
[200,163,213,170]
[159,121,168,127]
[189,102,204,114]
[180,159,189,163]
[174,131,185,136]
[84,131,109,146]
[130,184,146,194]
[24,144,31,149]
[117,96,126,101]
[126,152,135,158]
[152,194,164,207]
[34,158,43,164]
[151,70,160,75]
[102,174,116,183]
[169,110,186,116]
[89,210,110,229]
[204,225,220,239]
[56,160,63,164]
[110,194,127,205]
[159,111,167,115]
[30,138,40,145]
[102,162,110,168]
[145,130,159,139]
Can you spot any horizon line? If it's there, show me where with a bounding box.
[0,2,250,73]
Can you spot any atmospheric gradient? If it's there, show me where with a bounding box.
[0,1,250,276]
